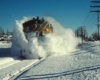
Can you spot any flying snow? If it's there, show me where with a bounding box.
[11,17,79,59]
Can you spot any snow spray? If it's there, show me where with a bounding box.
[11,17,79,59]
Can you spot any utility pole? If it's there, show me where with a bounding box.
[97,12,100,40]
[81,26,86,44]
[76,26,86,44]
[81,26,83,44]
[90,0,100,40]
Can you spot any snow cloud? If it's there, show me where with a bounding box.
[11,17,79,59]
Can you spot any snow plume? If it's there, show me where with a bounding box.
[11,17,79,59]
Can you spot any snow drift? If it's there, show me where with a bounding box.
[11,17,79,59]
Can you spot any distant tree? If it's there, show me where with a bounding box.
[10,32,13,35]
[6,29,10,36]
[0,27,5,37]
[0,27,2,36]
[91,32,98,41]
[75,27,88,41]
[2,29,5,35]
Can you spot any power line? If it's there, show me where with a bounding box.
[81,12,96,27]
[81,12,91,26]
[85,13,96,27]
[87,15,97,28]
[90,0,100,40]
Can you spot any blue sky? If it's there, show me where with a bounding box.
[0,0,96,34]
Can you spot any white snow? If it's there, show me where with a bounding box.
[0,59,38,80]
[11,17,79,59]
[0,17,100,80]
[0,42,11,48]
[0,38,100,80]
[11,41,100,80]
[0,58,14,66]
[0,42,39,80]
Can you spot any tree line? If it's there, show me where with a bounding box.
[0,26,12,37]
[75,26,99,42]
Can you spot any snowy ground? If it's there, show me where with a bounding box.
[0,42,39,80]
[0,41,100,80]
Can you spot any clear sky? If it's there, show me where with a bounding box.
[0,0,96,35]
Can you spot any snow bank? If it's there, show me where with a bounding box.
[0,42,12,48]
[11,17,79,59]
[0,58,14,66]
